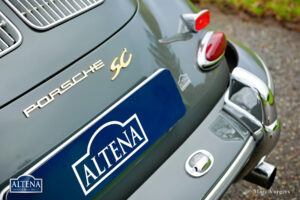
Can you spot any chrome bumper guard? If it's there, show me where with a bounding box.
[223,67,280,183]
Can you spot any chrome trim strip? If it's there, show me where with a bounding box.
[0,68,165,199]
[0,12,22,58]
[4,0,105,30]
[204,137,255,200]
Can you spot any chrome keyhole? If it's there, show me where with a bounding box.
[185,150,214,177]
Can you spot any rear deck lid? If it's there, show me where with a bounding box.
[0,0,137,107]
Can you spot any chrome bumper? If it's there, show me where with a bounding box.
[205,63,280,199]
[223,66,280,182]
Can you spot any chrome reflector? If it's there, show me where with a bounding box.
[0,12,22,58]
[4,0,104,30]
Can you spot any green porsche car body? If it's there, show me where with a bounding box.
[0,0,280,199]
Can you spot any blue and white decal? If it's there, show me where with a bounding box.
[4,69,185,200]
[10,175,42,193]
[72,114,148,195]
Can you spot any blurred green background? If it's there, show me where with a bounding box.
[191,0,300,22]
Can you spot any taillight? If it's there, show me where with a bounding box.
[205,32,227,61]
[197,31,227,70]
[195,10,210,32]
[181,10,210,32]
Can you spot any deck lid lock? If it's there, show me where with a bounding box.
[185,150,214,177]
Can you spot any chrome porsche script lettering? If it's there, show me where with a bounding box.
[23,60,104,118]
[110,48,132,81]
[72,114,148,195]
[23,48,133,118]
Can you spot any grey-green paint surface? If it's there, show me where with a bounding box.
[0,0,272,199]
[0,0,137,107]
[130,96,252,200]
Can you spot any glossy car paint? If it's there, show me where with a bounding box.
[0,0,136,107]
[130,95,253,200]
[6,69,187,199]
[0,0,275,199]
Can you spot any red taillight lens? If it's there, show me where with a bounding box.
[195,10,210,31]
[205,32,227,61]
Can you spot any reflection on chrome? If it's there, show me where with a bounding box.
[224,67,279,141]
[223,67,280,182]
[210,115,245,141]
[245,159,277,189]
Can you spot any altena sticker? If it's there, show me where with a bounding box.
[4,69,186,200]
[10,175,42,193]
[72,114,147,195]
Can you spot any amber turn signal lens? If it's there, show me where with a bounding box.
[205,32,227,62]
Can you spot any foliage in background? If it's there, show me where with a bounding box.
[192,0,300,22]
